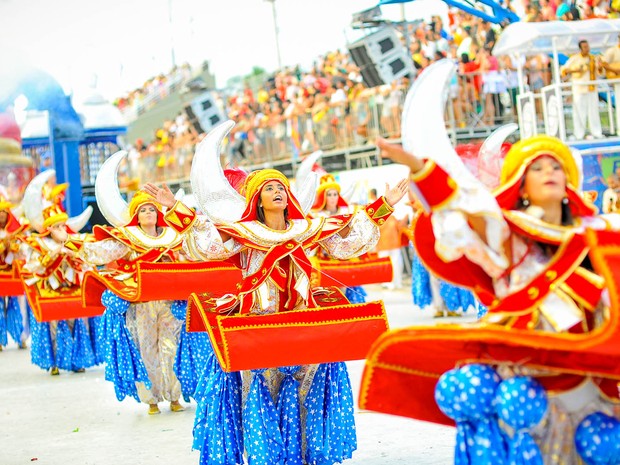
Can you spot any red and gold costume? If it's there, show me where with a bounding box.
[361,135,620,464]
[0,195,27,282]
[19,198,99,373]
[80,191,185,406]
[168,169,391,315]
[309,173,392,294]
[167,163,394,465]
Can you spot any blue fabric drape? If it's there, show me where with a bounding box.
[54,319,73,370]
[171,300,211,401]
[243,369,285,465]
[72,318,96,369]
[29,309,55,370]
[276,366,303,465]
[194,342,244,465]
[6,296,23,344]
[101,290,150,402]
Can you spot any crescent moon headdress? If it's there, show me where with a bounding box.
[22,170,93,233]
[95,151,166,228]
[189,120,322,224]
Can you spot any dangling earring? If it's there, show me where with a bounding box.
[521,194,530,207]
[562,197,569,205]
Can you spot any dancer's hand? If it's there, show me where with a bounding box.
[376,138,425,173]
[143,183,176,208]
[384,178,409,208]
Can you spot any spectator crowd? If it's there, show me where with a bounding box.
[116,0,619,183]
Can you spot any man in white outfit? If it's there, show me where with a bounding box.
[561,40,603,139]
[601,34,620,136]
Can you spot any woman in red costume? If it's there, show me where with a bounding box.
[79,182,186,415]
[145,121,408,465]
[20,199,97,375]
[310,173,369,303]
[361,60,620,464]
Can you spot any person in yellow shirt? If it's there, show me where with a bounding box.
[561,40,603,139]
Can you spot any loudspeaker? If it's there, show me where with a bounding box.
[184,91,225,134]
[348,26,415,87]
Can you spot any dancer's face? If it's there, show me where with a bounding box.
[137,203,158,229]
[48,222,68,243]
[260,181,288,213]
[523,155,567,207]
[325,189,339,212]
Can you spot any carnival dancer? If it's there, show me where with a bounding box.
[20,203,97,375]
[362,60,620,464]
[144,122,408,465]
[0,192,29,350]
[310,173,367,303]
[79,189,187,415]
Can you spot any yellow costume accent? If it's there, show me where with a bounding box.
[316,174,341,196]
[0,195,13,211]
[500,135,580,189]
[128,190,161,218]
[42,205,69,229]
[241,169,289,203]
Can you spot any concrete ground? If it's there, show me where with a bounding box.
[1,284,473,465]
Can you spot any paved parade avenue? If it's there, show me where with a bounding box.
[1,284,471,465]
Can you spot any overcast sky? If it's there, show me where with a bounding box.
[0,0,447,100]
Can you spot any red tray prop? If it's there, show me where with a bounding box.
[0,266,24,296]
[314,255,393,287]
[82,260,240,306]
[188,287,389,372]
[360,229,620,425]
[16,263,104,323]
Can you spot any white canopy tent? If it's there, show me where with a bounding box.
[493,19,620,91]
[493,19,620,57]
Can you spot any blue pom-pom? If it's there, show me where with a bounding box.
[435,365,501,421]
[455,364,501,420]
[575,412,620,465]
[435,368,466,420]
[495,376,547,431]
[101,290,130,315]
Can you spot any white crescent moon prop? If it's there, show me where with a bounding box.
[95,150,130,228]
[293,150,323,215]
[401,59,477,187]
[66,205,93,232]
[191,120,246,224]
[478,123,518,190]
[22,170,56,233]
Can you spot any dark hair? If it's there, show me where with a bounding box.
[578,39,588,49]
